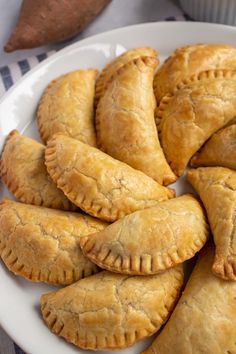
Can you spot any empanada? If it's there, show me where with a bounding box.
[96,56,176,185]
[191,124,236,169]
[0,199,107,285]
[154,43,236,103]
[187,167,236,281]
[45,134,175,222]
[0,130,76,211]
[142,245,236,354]
[37,69,97,145]
[157,70,236,176]
[41,267,183,350]
[80,194,209,274]
[95,47,157,105]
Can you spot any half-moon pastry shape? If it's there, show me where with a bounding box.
[41,267,183,350]
[96,56,176,185]
[0,199,107,285]
[187,167,236,281]
[154,43,236,103]
[142,245,236,354]
[95,47,157,105]
[157,70,236,176]
[0,130,76,211]
[45,134,175,222]
[37,69,97,146]
[80,194,209,275]
[191,124,236,169]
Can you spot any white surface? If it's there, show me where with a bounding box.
[1,21,236,354]
[180,0,236,25]
[0,0,183,67]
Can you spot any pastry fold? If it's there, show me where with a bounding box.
[188,167,236,281]
[41,267,183,350]
[45,134,175,222]
[0,130,76,210]
[191,124,236,169]
[142,245,236,354]
[157,70,236,176]
[96,56,176,185]
[80,194,209,274]
[0,199,107,285]
[154,44,236,103]
[37,69,97,146]
[95,47,157,105]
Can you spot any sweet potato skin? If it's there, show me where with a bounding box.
[4,0,111,52]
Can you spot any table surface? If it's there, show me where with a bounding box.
[0,0,183,353]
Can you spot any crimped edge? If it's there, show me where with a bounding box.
[95,47,157,107]
[37,69,98,144]
[40,266,183,350]
[45,134,174,222]
[155,69,236,127]
[0,199,98,285]
[79,216,209,275]
[212,257,236,281]
[0,130,77,211]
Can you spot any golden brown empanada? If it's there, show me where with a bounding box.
[0,130,76,210]
[142,245,236,354]
[191,124,236,169]
[96,56,176,185]
[41,267,183,350]
[45,134,175,222]
[37,69,97,145]
[154,43,236,103]
[0,198,107,285]
[157,70,236,176]
[187,167,236,281]
[95,47,157,105]
[80,194,209,275]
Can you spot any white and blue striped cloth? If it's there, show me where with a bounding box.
[0,13,191,354]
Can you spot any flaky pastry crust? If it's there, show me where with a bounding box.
[142,245,236,354]
[154,43,236,103]
[188,167,236,281]
[37,69,97,145]
[80,194,209,275]
[45,134,175,222]
[0,199,107,285]
[96,56,176,185]
[95,47,157,105]
[156,70,236,176]
[191,124,236,169]
[41,267,183,350]
[0,130,76,210]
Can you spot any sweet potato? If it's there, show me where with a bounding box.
[4,0,111,52]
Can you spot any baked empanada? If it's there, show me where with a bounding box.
[95,47,157,105]
[154,43,236,103]
[0,130,76,210]
[0,199,107,285]
[37,69,97,145]
[96,56,176,185]
[142,245,236,354]
[188,167,236,281]
[45,134,175,222]
[41,267,183,350]
[157,70,236,176]
[80,194,209,274]
[191,124,236,169]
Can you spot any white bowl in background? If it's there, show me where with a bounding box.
[180,0,236,25]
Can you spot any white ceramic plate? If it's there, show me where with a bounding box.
[1,21,236,354]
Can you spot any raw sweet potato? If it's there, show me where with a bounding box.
[4,0,111,52]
